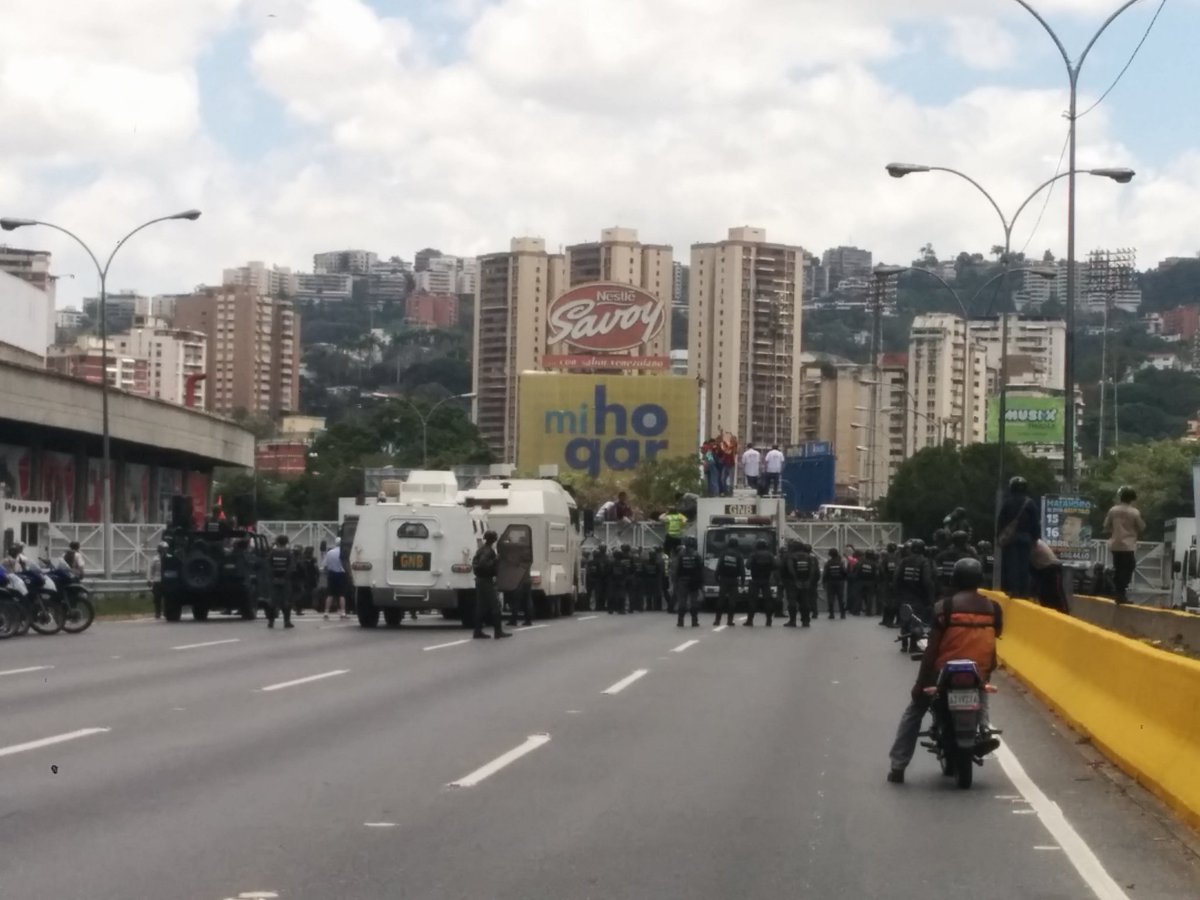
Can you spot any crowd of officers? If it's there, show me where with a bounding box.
[581,527,996,634]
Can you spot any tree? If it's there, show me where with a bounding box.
[626,455,704,519]
[1081,440,1200,540]
[882,443,1056,541]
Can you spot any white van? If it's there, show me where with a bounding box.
[347,472,480,628]
[460,479,582,618]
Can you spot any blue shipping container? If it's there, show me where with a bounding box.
[782,454,835,513]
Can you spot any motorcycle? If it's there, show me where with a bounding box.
[12,565,66,635]
[0,566,21,639]
[43,559,95,634]
[918,659,1000,789]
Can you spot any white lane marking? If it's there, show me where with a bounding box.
[448,734,551,788]
[517,623,551,631]
[602,668,649,695]
[233,894,279,899]
[172,638,241,651]
[364,822,396,828]
[995,794,1022,800]
[423,638,471,651]
[577,615,599,621]
[0,728,110,759]
[712,624,728,633]
[260,670,349,692]
[995,744,1129,900]
[0,666,53,678]
[671,640,699,653]
[1035,845,1063,851]
[1013,809,1036,815]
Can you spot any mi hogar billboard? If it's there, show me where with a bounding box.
[517,373,699,479]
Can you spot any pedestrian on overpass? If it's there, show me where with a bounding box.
[746,539,777,626]
[322,542,348,621]
[472,530,510,639]
[267,535,296,630]
[822,548,848,619]
[996,476,1040,599]
[673,536,703,628]
[1104,486,1145,604]
[714,539,745,627]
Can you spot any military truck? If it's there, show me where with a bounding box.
[159,496,271,622]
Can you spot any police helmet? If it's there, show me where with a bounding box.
[909,538,925,555]
[932,528,949,547]
[1009,475,1028,494]
[886,542,898,554]
[276,534,289,546]
[484,530,499,543]
[975,540,992,554]
[620,543,632,554]
[800,542,812,553]
[756,539,768,551]
[727,539,741,553]
[866,548,878,558]
[951,530,970,547]
[951,556,984,591]
[684,536,698,549]
[11,541,24,553]
[786,539,801,552]
[598,543,607,553]
[157,541,168,553]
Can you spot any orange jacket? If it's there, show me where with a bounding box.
[917,590,1003,689]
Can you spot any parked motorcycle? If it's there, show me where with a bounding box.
[42,558,95,634]
[0,566,22,639]
[12,565,66,635]
[918,659,1000,789]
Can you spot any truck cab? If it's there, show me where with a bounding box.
[694,491,786,603]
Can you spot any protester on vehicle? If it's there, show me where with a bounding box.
[659,507,688,556]
[886,557,1003,784]
[1103,486,1145,605]
[702,438,722,497]
[741,443,762,492]
[763,445,785,496]
[996,476,1040,598]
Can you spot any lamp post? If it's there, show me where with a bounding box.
[396,392,476,467]
[1012,0,1149,485]
[1,210,202,578]
[885,163,1132,494]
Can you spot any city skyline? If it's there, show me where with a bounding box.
[3,0,1197,309]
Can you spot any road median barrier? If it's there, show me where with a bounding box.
[988,592,1200,833]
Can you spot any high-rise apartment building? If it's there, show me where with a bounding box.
[223,260,296,298]
[293,272,354,305]
[821,246,873,293]
[111,320,207,407]
[406,292,459,329]
[83,290,144,335]
[414,248,443,272]
[473,238,566,461]
[967,316,1066,391]
[0,245,55,304]
[689,227,805,446]
[906,314,993,455]
[314,250,377,276]
[47,336,150,395]
[672,262,690,306]
[174,286,300,417]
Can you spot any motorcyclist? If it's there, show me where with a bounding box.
[894,538,935,652]
[746,539,777,627]
[886,557,1003,784]
[672,536,703,628]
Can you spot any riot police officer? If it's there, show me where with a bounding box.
[894,539,935,652]
[855,550,881,617]
[823,549,849,620]
[640,548,664,612]
[611,544,635,614]
[267,535,295,629]
[673,536,703,628]
[880,542,901,625]
[714,539,745,627]
[781,540,811,628]
[587,545,610,612]
[976,540,995,585]
[472,530,510,639]
[746,539,777,627]
[935,531,976,598]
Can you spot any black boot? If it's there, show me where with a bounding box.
[473,630,491,639]
[692,614,700,627]
[765,616,773,627]
[676,616,685,627]
[495,629,512,639]
[784,614,797,627]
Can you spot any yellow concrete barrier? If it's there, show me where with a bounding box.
[988,592,1200,833]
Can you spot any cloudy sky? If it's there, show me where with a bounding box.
[2,0,1197,307]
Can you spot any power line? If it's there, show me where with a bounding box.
[1077,0,1168,119]
[1019,126,1071,256]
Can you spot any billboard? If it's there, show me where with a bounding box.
[1041,495,1093,562]
[517,373,698,479]
[543,282,669,372]
[986,394,1065,444]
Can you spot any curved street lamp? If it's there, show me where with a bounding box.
[0,210,202,577]
[395,392,476,467]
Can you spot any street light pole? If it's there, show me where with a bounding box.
[396,392,476,467]
[1012,0,1148,486]
[1,211,201,578]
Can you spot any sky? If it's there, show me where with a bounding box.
[2,0,1198,308]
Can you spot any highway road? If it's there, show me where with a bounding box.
[2,611,1199,900]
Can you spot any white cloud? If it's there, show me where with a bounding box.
[0,0,1195,311]
[945,17,1019,71]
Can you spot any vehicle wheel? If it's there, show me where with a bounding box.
[939,745,956,778]
[955,751,974,789]
[30,599,65,635]
[357,589,379,628]
[383,608,403,628]
[0,599,20,638]
[192,603,209,622]
[163,596,183,622]
[181,551,220,592]
[61,594,95,634]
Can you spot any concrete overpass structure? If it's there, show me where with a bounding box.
[0,359,253,523]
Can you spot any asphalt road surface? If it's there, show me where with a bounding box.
[2,609,1199,900]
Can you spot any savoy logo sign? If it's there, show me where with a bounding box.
[546,283,665,353]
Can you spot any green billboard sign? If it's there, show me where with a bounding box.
[986,395,1065,444]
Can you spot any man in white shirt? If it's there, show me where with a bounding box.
[322,544,348,620]
[741,444,761,492]
[763,445,785,496]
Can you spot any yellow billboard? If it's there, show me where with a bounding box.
[517,373,699,480]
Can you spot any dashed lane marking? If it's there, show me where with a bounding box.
[172,638,241,651]
[423,639,471,651]
[517,623,551,631]
[259,670,349,692]
[577,615,599,621]
[712,625,728,633]
[448,734,551,788]
[671,640,699,653]
[364,822,397,828]
[0,728,111,759]
[602,669,648,695]
[0,666,53,678]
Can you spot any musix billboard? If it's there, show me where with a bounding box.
[517,373,698,479]
[986,394,1065,444]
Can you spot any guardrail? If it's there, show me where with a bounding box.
[991,593,1200,833]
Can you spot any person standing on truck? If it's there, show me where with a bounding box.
[267,535,296,630]
[763,445,785,497]
[741,444,762,493]
[472,530,510,639]
[322,543,348,621]
[673,536,703,628]
[660,508,688,558]
[746,539,777,627]
[823,548,848,620]
[714,539,745,627]
[147,541,166,619]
